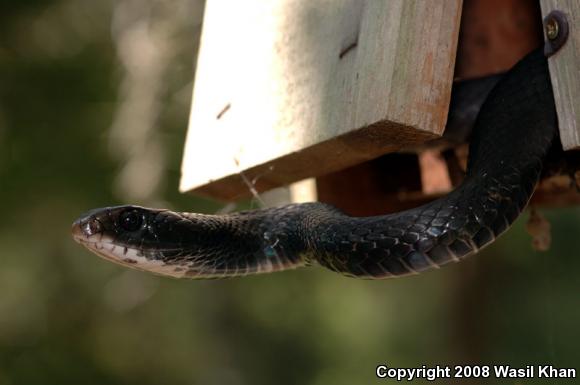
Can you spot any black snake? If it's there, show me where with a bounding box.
[72,48,558,279]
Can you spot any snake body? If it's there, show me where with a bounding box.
[72,48,557,279]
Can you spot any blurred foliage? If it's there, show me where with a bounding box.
[0,1,579,385]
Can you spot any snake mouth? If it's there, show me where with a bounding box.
[76,239,129,264]
[71,222,128,266]
[72,220,192,278]
[76,238,191,278]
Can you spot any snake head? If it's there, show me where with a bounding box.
[72,204,306,279]
[71,205,203,277]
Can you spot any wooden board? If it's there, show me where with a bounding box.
[318,0,549,215]
[180,0,462,201]
[540,0,580,150]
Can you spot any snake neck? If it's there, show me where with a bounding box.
[173,203,342,276]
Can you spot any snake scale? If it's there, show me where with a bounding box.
[72,48,557,279]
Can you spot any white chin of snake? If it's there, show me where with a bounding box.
[73,233,188,278]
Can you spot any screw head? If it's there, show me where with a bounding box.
[545,17,559,40]
[543,10,569,57]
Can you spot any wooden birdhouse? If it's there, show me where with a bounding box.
[180,0,580,214]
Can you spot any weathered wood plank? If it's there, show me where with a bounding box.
[180,0,462,200]
[540,0,580,150]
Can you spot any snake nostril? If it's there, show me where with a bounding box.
[88,218,103,235]
[71,217,102,238]
[72,206,113,239]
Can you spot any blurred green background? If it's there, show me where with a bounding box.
[0,1,578,384]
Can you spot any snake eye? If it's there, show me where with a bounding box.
[119,210,143,232]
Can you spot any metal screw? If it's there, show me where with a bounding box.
[545,16,559,40]
[544,10,569,57]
